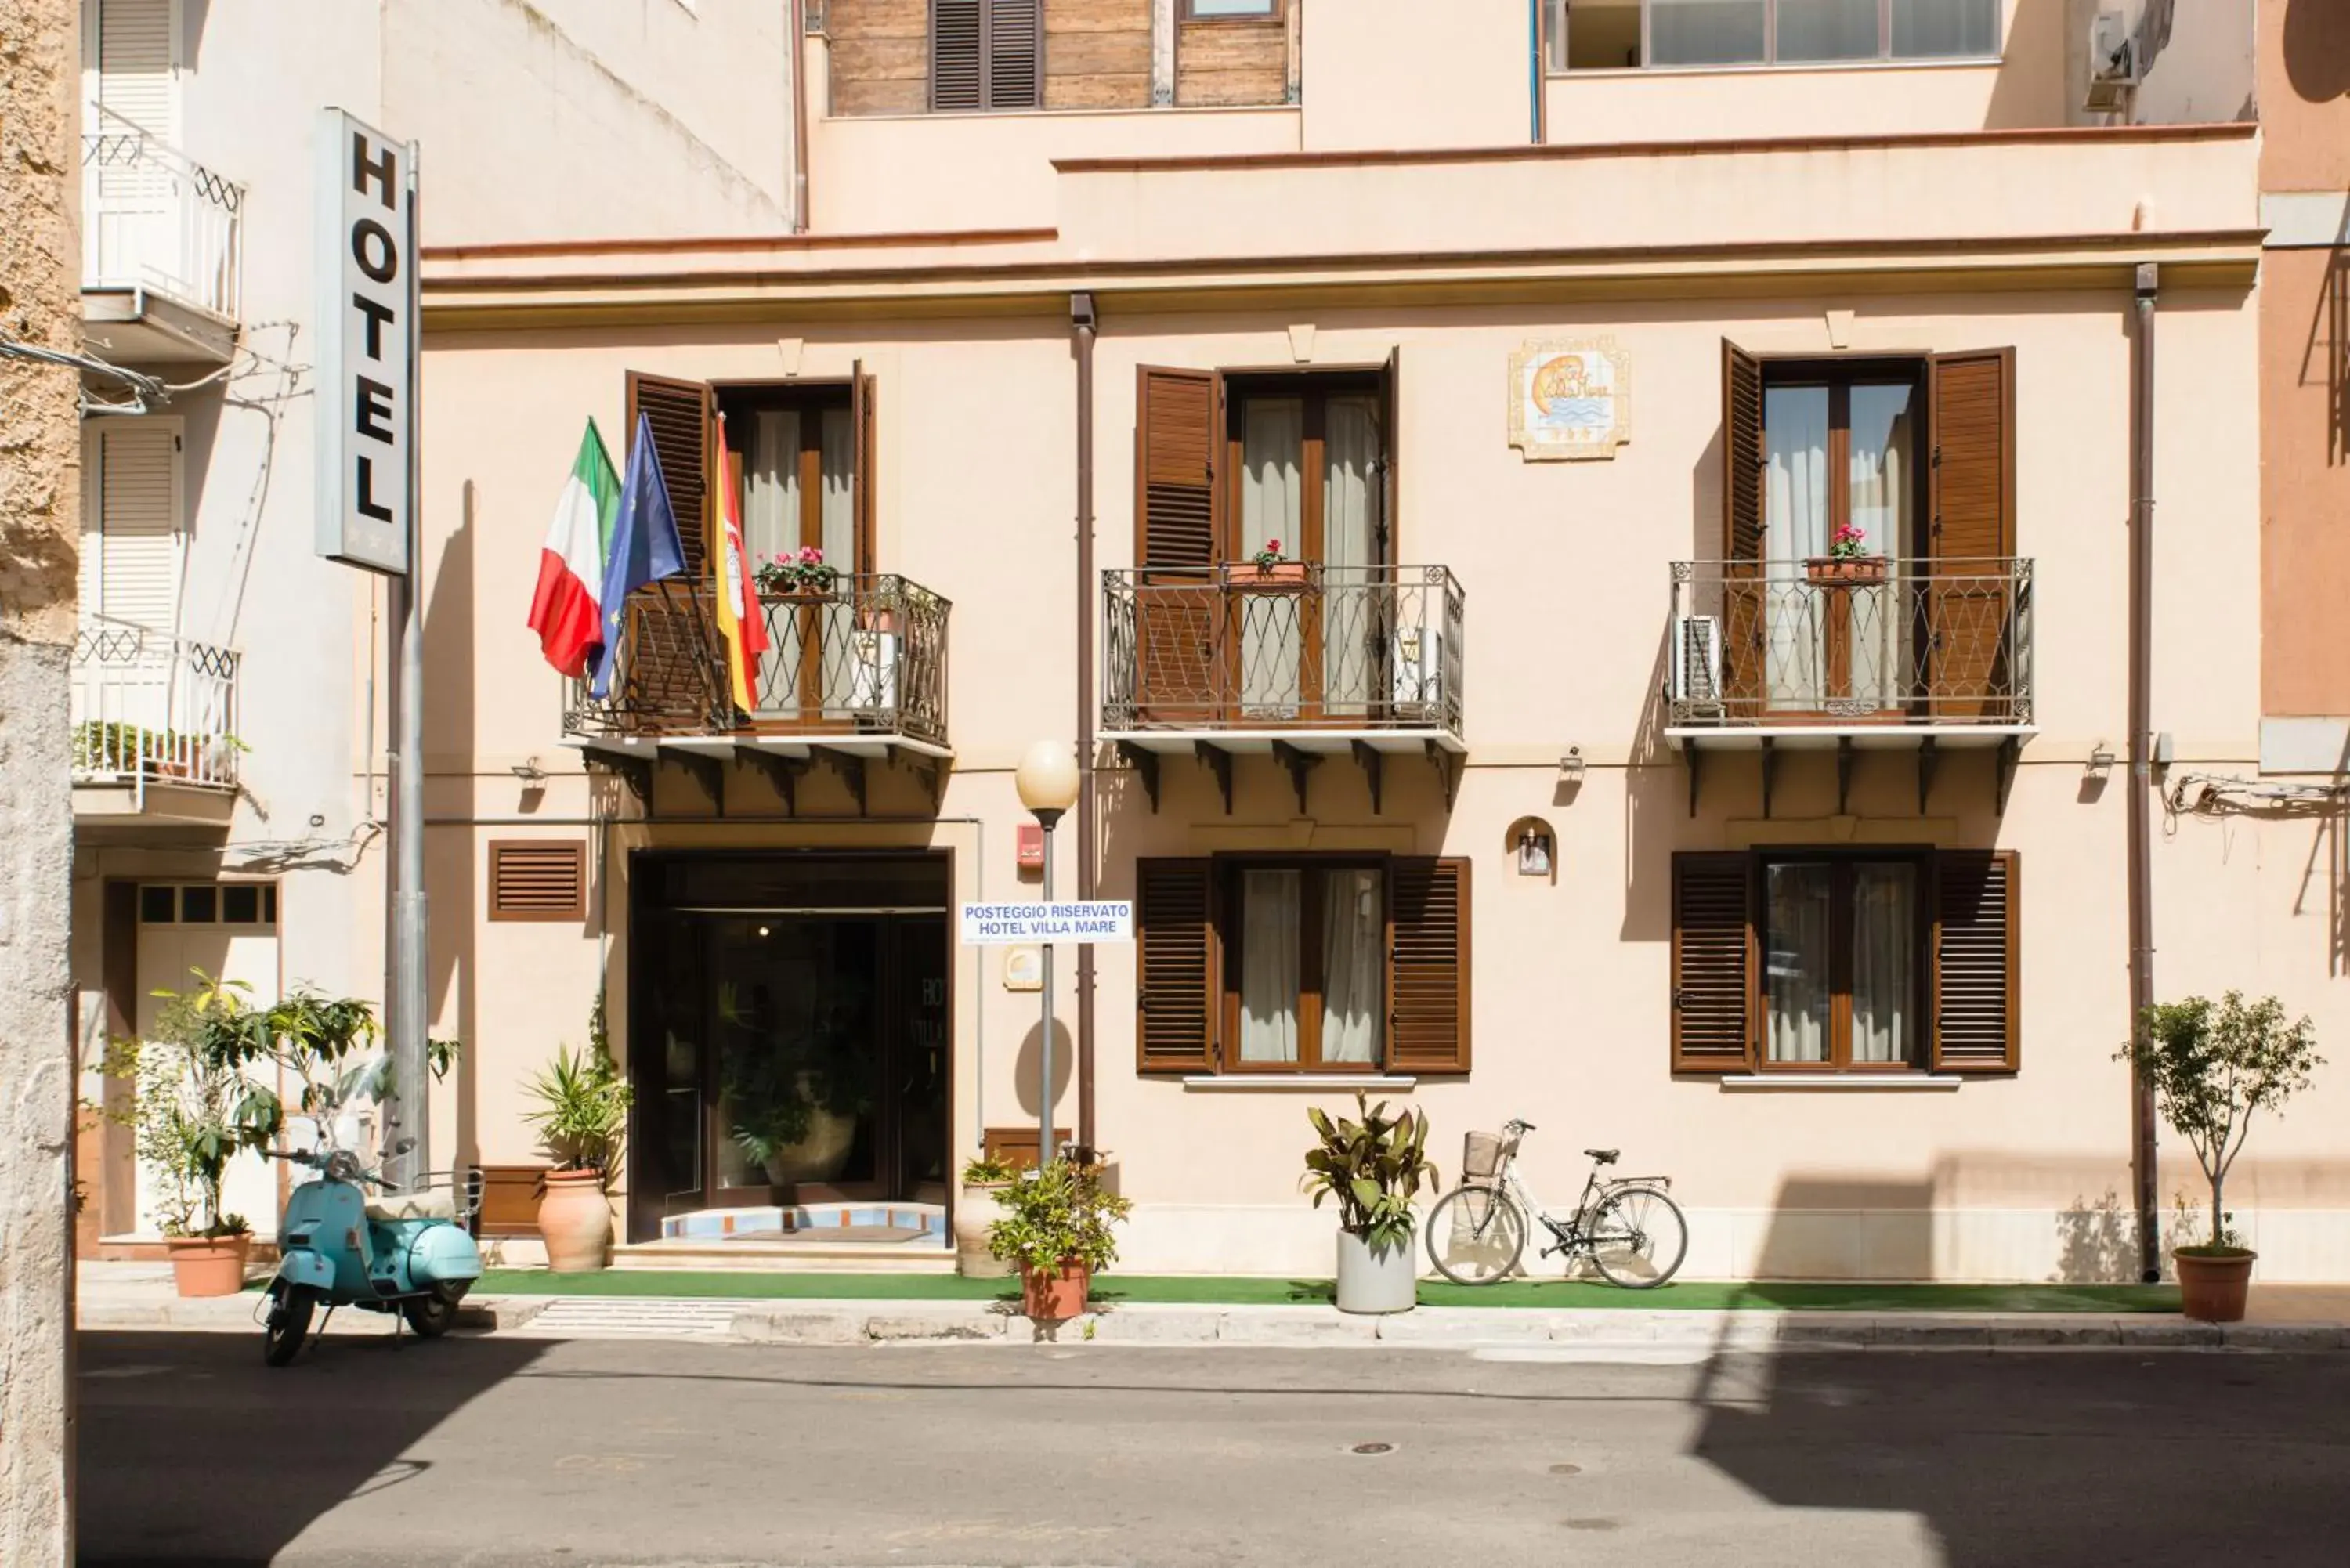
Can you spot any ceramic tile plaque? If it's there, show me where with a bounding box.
[1509,338,1632,461]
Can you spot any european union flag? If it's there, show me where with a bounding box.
[588,411,689,700]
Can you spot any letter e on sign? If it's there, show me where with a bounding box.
[315,108,417,575]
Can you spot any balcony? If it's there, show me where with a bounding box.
[70,627,241,829]
[1665,558,2035,815]
[562,575,951,813]
[1101,564,1466,815]
[81,110,244,365]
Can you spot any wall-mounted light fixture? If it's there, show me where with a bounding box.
[1559,746,1586,784]
[512,757,546,783]
[2086,742,2115,780]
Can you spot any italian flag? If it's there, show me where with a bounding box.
[528,420,621,677]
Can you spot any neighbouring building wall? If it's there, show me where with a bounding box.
[383,0,795,244]
[2257,0,2350,761]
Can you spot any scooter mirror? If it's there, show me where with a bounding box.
[391,1137,418,1156]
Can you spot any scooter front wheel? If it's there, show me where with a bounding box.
[263,1283,316,1367]
[401,1288,461,1339]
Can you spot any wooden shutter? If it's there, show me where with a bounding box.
[1136,858,1215,1072]
[1387,857,1470,1075]
[621,374,721,730]
[1932,849,2019,1072]
[985,0,1042,110]
[932,0,982,109]
[1379,345,1400,562]
[489,840,587,922]
[1720,341,1766,712]
[1927,349,2017,720]
[1134,366,1223,722]
[851,363,877,573]
[1671,851,1753,1073]
[85,417,182,634]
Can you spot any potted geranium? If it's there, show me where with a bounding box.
[988,1158,1133,1320]
[1303,1093,1437,1315]
[955,1151,1018,1277]
[522,1035,634,1273]
[2119,992,2323,1322]
[1806,522,1885,586]
[756,544,838,603]
[1231,537,1309,590]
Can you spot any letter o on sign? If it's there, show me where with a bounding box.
[351,219,399,284]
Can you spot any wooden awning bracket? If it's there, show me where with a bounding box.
[1351,740,1384,815]
[733,746,808,814]
[1917,734,1939,815]
[587,750,653,810]
[1425,740,1462,812]
[1759,735,1777,819]
[1194,740,1233,816]
[815,746,868,816]
[1116,741,1162,814]
[1685,739,1703,818]
[1836,735,1855,816]
[894,750,945,814]
[1994,734,2019,815]
[1271,740,1321,816]
[667,748,726,815]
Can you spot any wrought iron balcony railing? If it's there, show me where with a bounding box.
[1101,564,1465,735]
[1666,557,2033,729]
[70,625,242,790]
[81,108,244,321]
[563,575,950,748]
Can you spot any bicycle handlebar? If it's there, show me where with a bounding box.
[1503,1118,1538,1134]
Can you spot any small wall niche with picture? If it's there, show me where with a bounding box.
[1506,817,1557,884]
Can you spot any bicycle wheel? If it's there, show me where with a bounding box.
[1588,1185,1688,1289]
[1425,1184,1528,1286]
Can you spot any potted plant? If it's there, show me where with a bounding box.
[1231,537,1309,590]
[1806,522,1886,586]
[1303,1093,1438,1315]
[756,545,839,605]
[2119,992,2324,1322]
[522,1037,634,1273]
[718,982,870,1186]
[988,1158,1133,1320]
[116,1010,253,1298]
[955,1151,1018,1277]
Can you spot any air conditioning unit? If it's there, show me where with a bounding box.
[1392,626,1444,717]
[848,629,898,714]
[1672,615,1723,713]
[2084,9,2138,113]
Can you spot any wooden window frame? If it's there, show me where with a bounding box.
[1757,356,1929,559]
[489,840,588,923]
[1220,369,1393,567]
[1549,1,2005,75]
[1217,851,1390,1076]
[1752,847,1932,1075]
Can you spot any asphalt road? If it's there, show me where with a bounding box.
[76,1331,2350,1566]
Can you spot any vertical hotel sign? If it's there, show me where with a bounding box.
[315,110,418,574]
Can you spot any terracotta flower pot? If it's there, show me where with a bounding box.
[1231,559,1310,590]
[537,1169,614,1274]
[956,1180,1014,1278]
[1022,1260,1090,1321]
[168,1233,251,1299]
[2175,1246,2256,1323]
[1805,555,1888,587]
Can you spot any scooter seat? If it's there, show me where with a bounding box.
[365,1189,456,1222]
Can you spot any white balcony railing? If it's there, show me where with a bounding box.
[71,625,242,793]
[81,108,243,322]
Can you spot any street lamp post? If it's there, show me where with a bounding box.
[1014,740,1080,1169]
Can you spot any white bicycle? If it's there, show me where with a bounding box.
[1424,1119,1688,1288]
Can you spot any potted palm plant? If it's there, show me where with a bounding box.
[987,1158,1133,1320]
[955,1151,1018,1277]
[2119,992,2324,1322]
[523,1037,634,1273]
[1303,1093,1438,1315]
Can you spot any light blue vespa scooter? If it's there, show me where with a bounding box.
[263,1138,483,1366]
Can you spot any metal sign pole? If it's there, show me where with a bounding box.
[1037,822,1056,1168]
[387,139,428,1194]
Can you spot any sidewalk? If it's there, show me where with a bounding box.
[74,1262,2350,1353]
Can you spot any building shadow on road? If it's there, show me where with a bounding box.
[77,1329,553,1566]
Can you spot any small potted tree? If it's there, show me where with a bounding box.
[2120,992,2324,1322]
[118,1019,253,1298]
[522,1039,634,1273]
[955,1151,1018,1277]
[1303,1093,1438,1315]
[988,1158,1133,1320]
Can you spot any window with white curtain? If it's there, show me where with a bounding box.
[728,390,856,717]
[1231,860,1386,1071]
[1550,0,2000,70]
[1762,855,1922,1071]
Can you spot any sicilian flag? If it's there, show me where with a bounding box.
[588,413,689,701]
[711,417,768,714]
[527,420,620,678]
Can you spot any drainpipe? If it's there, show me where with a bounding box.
[2128,262,2160,1282]
[1072,291,1099,1154]
[1528,0,1546,144]
[790,0,812,232]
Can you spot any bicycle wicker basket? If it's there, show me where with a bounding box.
[1462,1131,1517,1180]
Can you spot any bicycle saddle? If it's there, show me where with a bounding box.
[1585,1148,1620,1165]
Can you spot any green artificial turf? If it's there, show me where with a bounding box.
[472,1268,2179,1314]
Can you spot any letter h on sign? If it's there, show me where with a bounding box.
[316,109,418,576]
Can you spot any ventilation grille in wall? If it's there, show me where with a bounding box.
[489,840,586,922]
